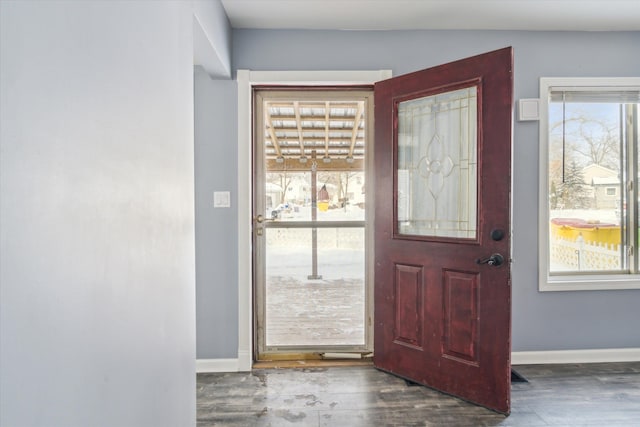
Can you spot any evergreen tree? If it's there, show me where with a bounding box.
[550,181,558,209]
[556,161,590,209]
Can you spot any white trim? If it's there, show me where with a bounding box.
[236,70,392,371]
[240,70,392,86]
[237,349,251,372]
[540,274,640,292]
[196,358,239,373]
[538,77,640,292]
[237,70,253,372]
[512,348,640,365]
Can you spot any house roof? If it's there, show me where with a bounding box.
[591,176,619,186]
[583,164,617,176]
[582,164,618,185]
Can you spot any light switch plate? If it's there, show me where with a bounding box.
[214,191,231,208]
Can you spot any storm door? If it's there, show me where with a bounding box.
[253,89,374,360]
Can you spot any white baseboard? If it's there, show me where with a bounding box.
[512,348,640,365]
[196,358,239,373]
[237,349,252,372]
[197,348,640,372]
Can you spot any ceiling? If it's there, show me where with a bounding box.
[221,0,640,31]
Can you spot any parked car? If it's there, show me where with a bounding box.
[268,203,292,219]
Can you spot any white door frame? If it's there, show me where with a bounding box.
[236,70,392,370]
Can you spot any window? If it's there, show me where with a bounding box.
[540,77,640,291]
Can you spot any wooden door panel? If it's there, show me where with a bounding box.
[393,264,424,349]
[442,269,479,364]
[374,47,513,414]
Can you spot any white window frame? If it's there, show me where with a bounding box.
[539,77,640,291]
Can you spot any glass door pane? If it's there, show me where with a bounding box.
[254,90,373,356]
[397,86,478,239]
[547,99,626,273]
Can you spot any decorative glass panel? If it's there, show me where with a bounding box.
[397,86,478,239]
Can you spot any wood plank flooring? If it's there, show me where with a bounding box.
[197,362,640,426]
[265,275,365,347]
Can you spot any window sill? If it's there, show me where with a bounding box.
[540,274,640,291]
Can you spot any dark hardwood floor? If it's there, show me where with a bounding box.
[197,362,640,426]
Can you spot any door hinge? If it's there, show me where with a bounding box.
[628,245,634,257]
[628,180,634,192]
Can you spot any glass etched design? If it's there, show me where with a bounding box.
[397,87,478,239]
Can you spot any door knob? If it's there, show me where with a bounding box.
[255,214,277,223]
[476,253,505,266]
[490,229,505,241]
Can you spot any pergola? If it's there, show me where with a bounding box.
[259,98,369,280]
[262,100,366,172]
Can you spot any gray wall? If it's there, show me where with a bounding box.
[196,29,640,355]
[0,1,196,425]
[195,67,239,359]
[193,0,232,78]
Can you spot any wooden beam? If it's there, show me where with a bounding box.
[348,102,364,158]
[267,126,334,132]
[266,101,360,109]
[264,105,282,158]
[269,115,359,122]
[293,101,305,157]
[324,101,330,159]
[266,137,363,144]
[266,157,364,172]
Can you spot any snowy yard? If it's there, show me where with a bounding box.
[263,204,366,347]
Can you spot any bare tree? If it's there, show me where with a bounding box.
[572,117,619,170]
[550,114,620,171]
[266,171,293,203]
[337,171,359,205]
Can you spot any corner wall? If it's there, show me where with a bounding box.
[194,67,239,360]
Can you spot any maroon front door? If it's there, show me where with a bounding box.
[373,47,513,414]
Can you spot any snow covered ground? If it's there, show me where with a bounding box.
[273,203,366,221]
[263,204,367,346]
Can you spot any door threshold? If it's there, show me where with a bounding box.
[253,359,373,369]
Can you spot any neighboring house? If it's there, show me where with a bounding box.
[279,173,364,207]
[582,164,620,209]
[591,176,620,209]
[265,182,283,210]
